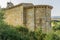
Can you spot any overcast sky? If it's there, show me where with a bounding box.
[0,0,60,16]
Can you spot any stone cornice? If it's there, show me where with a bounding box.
[34,5,53,9]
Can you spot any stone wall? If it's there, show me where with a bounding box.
[45,7,52,32]
[24,7,35,31]
[4,6,24,26]
[34,6,52,32]
[34,7,46,29]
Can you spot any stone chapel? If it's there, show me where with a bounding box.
[2,2,53,32]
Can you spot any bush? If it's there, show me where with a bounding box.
[0,24,21,40]
[53,25,60,31]
[44,32,60,40]
[16,26,29,33]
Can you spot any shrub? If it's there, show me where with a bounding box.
[44,32,60,40]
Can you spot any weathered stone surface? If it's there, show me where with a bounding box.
[24,8,34,31]
[4,6,24,26]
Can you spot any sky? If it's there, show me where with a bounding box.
[0,0,60,16]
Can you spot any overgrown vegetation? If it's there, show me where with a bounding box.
[0,11,60,40]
